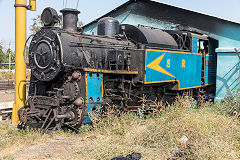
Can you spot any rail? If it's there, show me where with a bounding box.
[0,80,15,90]
[0,80,30,121]
[0,79,30,90]
[0,101,14,121]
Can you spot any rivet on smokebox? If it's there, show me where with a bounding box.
[74,97,84,106]
[72,71,81,80]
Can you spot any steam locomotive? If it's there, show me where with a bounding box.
[18,7,218,132]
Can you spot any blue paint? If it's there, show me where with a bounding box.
[215,49,240,101]
[82,72,103,123]
[205,40,216,85]
[205,55,216,85]
[83,23,98,35]
[214,24,240,47]
[211,26,240,101]
[82,3,240,101]
[192,38,198,53]
[145,50,202,89]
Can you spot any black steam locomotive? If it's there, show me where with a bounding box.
[19,7,217,132]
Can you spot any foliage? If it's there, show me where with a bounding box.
[30,15,43,34]
[219,90,240,121]
[77,97,240,159]
[1,96,240,159]
[0,122,48,150]
[30,15,84,34]
[6,49,15,63]
[0,44,15,69]
[0,45,6,63]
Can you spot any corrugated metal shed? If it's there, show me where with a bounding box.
[82,0,240,101]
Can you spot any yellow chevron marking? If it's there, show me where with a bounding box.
[147,53,176,78]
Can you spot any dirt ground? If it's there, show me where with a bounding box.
[0,91,84,159]
[0,90,14,102]
[0,135,86,160]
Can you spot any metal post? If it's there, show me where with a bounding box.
[8,41,11,72]
[12,0,27,123]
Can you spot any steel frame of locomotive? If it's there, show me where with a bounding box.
[18,7,218,132]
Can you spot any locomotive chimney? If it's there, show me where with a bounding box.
[60,8,80,32]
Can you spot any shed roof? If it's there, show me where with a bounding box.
[82,0,240,29]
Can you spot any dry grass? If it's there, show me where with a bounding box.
[0,122,71,159]
[0,70,31,80]
[0,96,240,159]
[76,97,240,159]
[0,71,14,80]
[0,122,47,150]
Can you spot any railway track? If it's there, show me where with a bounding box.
[0,80,15,90]
[0,80,30,121]
[0,80,29,90]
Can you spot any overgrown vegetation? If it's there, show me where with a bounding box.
[76,97,240,159]
[0,96,240,159]
[0,122,45,150]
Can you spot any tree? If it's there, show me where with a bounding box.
[6,48,15,63]
[0,44,15,69]
[0,45,7,63]
[30,15,83,34]
[30,15,43,34]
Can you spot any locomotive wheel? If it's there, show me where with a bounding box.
[61,105,85,130]
[37,105,85,133]
[18,105,85,133]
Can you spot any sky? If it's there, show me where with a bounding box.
[0,0,240,51]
